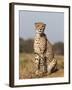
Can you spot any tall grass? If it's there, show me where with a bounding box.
[19,53,64,79]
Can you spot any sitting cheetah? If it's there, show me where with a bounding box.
[34,22,57,75]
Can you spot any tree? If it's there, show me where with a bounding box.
[53,42,64,55]
[19,38,34,53]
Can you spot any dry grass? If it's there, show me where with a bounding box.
[19,53,64,79]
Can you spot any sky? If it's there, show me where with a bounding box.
[19,10,64,43]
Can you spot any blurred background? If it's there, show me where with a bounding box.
[19,10,64,55]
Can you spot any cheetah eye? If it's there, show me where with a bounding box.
[42,26,44,27]
[37,25,39,27]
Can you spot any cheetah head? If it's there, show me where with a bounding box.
[35,22,46,34]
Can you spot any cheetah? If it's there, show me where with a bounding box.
[34,22,57,76]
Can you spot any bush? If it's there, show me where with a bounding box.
[19,38,64,55]
[19,38,34,53]
[53,42,64,55]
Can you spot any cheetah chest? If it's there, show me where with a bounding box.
[34,35,47,54]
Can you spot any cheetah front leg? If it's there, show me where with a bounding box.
[35,54,47,76]
[39,55,47,74]
[34,54,40,75]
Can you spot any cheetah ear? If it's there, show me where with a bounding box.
[35,23,38,28]
[35,23,37,26]
[44,24,46,27]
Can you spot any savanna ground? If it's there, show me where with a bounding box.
[19,53,64,79]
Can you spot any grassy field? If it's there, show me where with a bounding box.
[19,53,64,79]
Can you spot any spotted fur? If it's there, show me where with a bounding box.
[34,22,57,75]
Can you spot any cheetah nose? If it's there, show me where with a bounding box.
[39,29,42,32]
